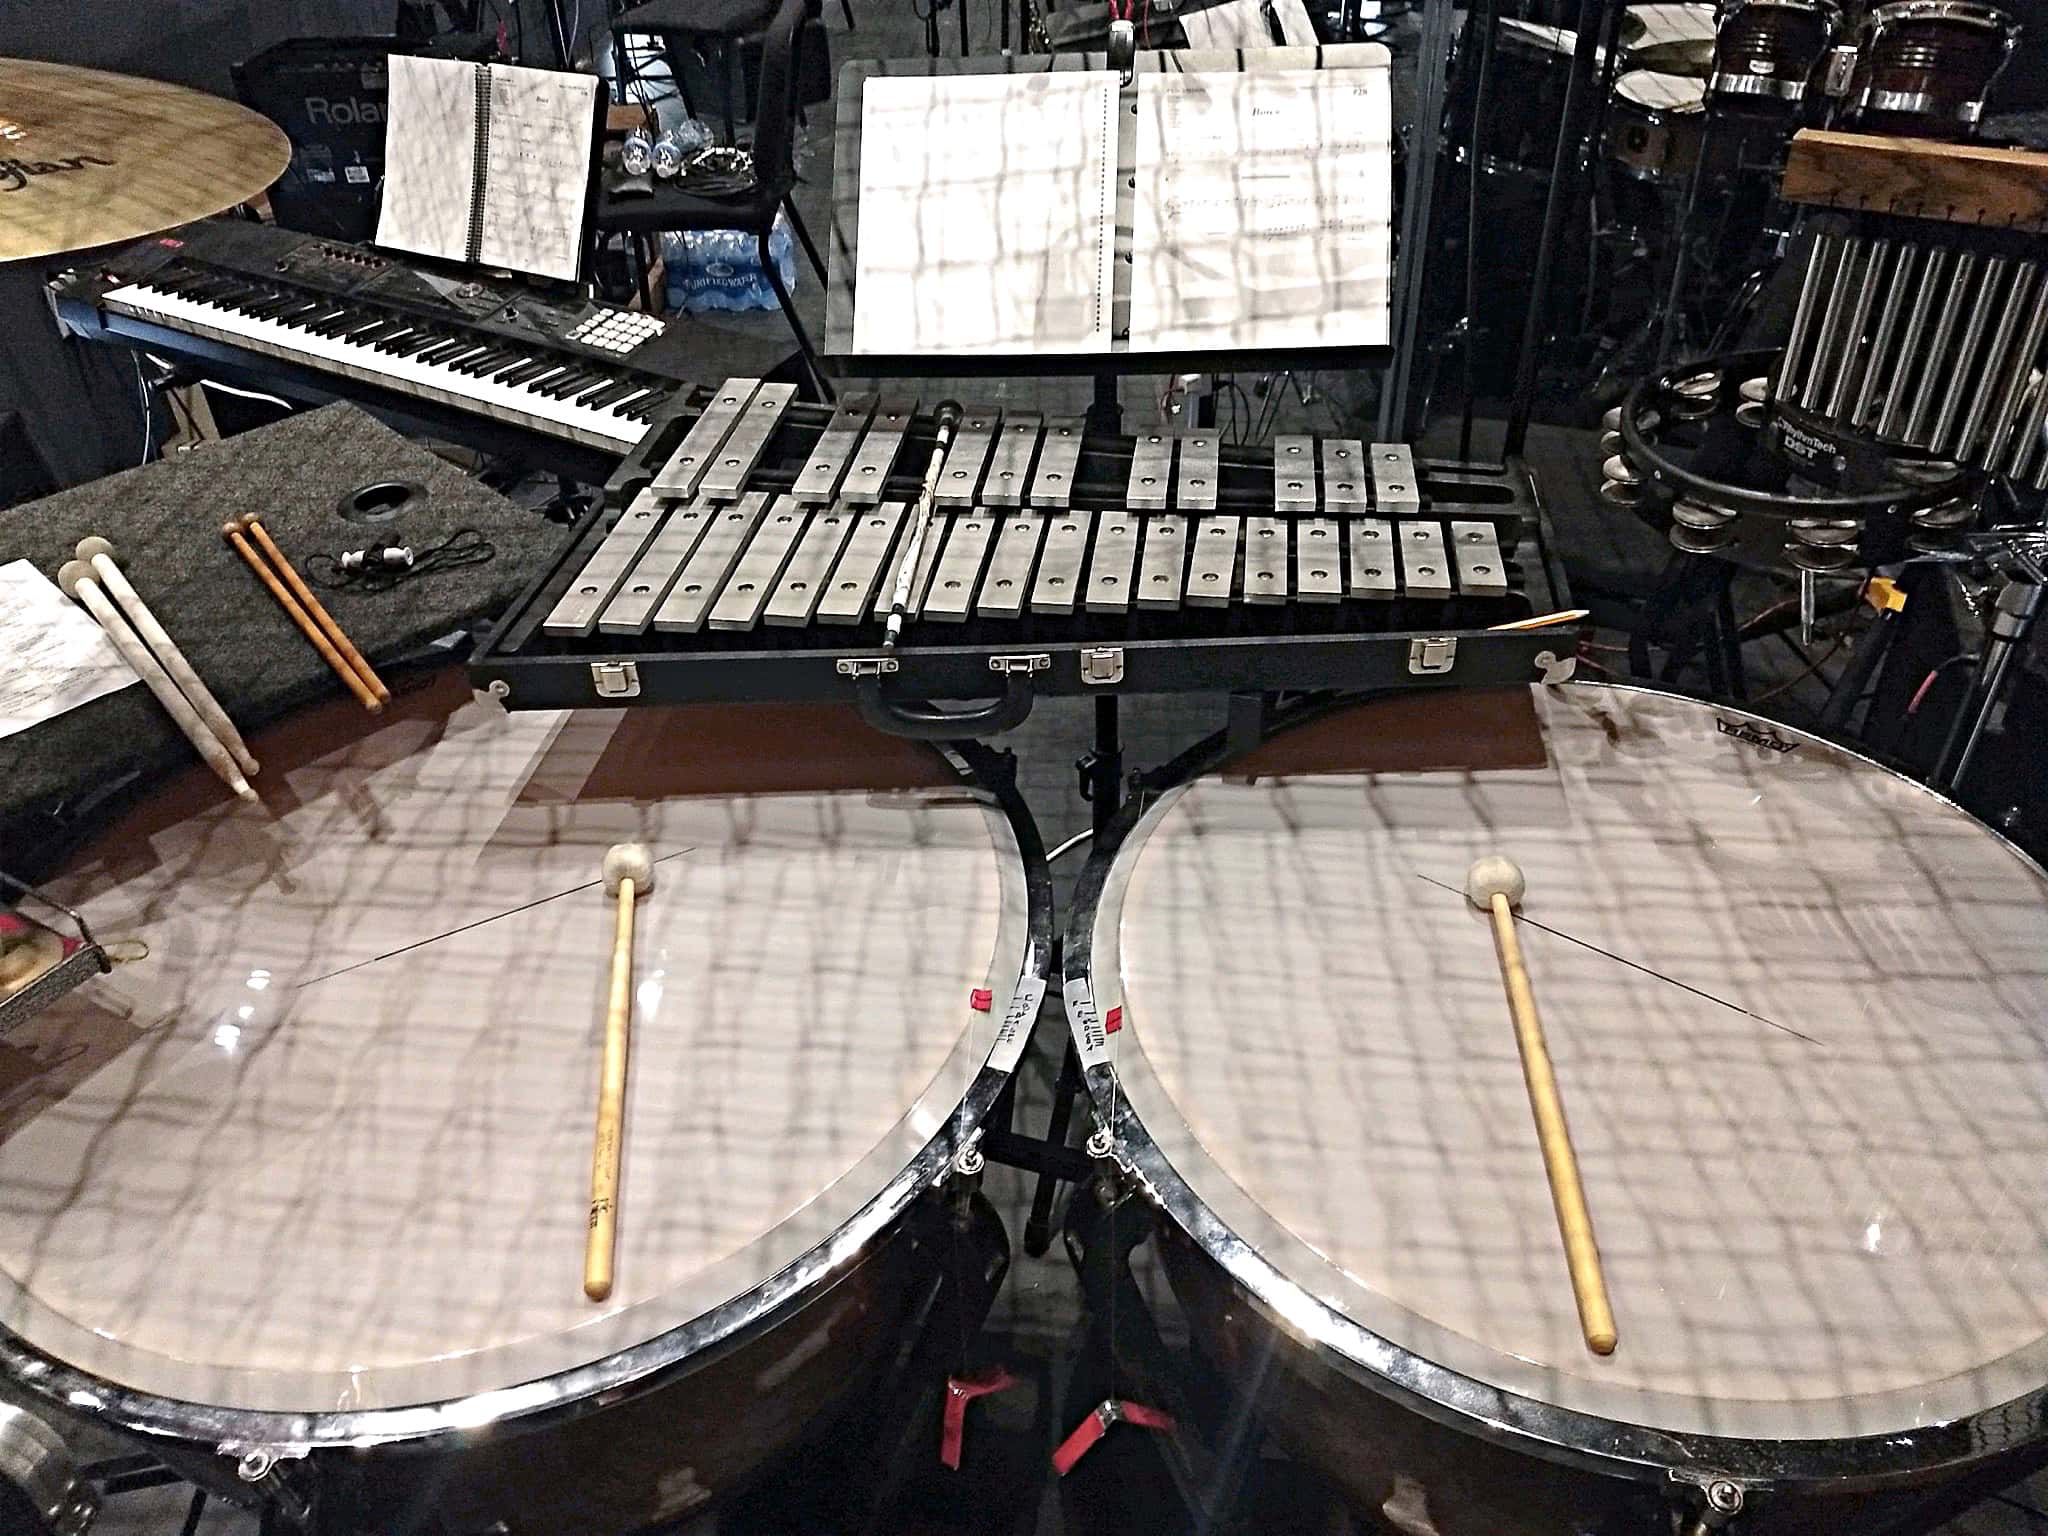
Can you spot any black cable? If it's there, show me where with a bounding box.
[307,528,497,592]
[178,1488,209,1536]
[1993,1492,2048,1527]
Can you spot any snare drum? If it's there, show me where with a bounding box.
[1847,0,2021,136]
[0,673,1048,1533]
[1604,70,1708,182]
[1710,0,1838,102]
[1068,685,2048,1533]
[1622,1,1720,74]
[1454,19,1583,178]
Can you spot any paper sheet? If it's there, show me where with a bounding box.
[0,561,136,741]
[376,56,597,283]
[1130,66,1393,351]
[476,62,600,282]
[853,72,1120,355]
[1179,0,1319,51]
[375,53,479,270]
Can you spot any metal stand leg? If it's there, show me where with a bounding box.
[1022,696,1123,1258]
[1086,372,1122,436]
[784,195,830,283]
[760,229,834,402]
[1936,575,2044,793]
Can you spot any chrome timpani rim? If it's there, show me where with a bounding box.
[1064,683,2048,1492]
[0,733,1053,1460]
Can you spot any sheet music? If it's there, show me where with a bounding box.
[476,62,600,282]
[852,72,1120,355]
[1130,66,1393,352]
[1179,0,1318,51]
[0,561,135,741]
[375,53,478,268]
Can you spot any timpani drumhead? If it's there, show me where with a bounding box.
[0,680,1033,1420]
[1077,684,2048,1446]
[1616,68,1708,111]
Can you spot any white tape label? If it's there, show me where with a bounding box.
[989,973,1046,1073]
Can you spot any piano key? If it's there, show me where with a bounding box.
[1084,514,1141,613]
[1185,516,1239,607]
[818,502,907,625]
[654,491,772,633]
[765,505,859,627]
[840,399,916,507]
[1135,515,1187,610]
[540,491,668,637]
[977,513,1046,619]
[1031,512,1093,614]
[1369,443,1421,515]
[699,383,797,501]
[1028,417,1085,508]
[1397,520,1452,598]
[1273,436,1317,513]
[100,282,656,451]
[1348,517,1396,599]
[1320,439,1368,511]
[597,500,715,633]
[936,411,1002,510]
[789,393,877,504]
[924,512,999,622]
[1244,517,1289,604]
[1294,519,1343,603]
[1449,520,1510,595]
[649,380,755,498]
[1126,433,1174,512]
[982,414,1044,507]
[709,496,810,631]
[1176,432,1219,512]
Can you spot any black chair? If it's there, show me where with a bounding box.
[596,0,834,399]
[610,0,843,136]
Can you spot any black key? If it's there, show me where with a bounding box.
[420,340,477,365]
[576,376,626,405]
[541,369,601,399]
[583,381,639,410]
[496,358,552,387]
[459,347,517,375]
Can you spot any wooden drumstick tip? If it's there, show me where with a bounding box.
[603,843,656,899]
[1465,855,1527,913]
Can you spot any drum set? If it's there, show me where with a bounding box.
[1445,0,2022,393]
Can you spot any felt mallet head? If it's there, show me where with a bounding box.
[75,535,116,565]
[603,843,655,898]
[1465,855,1527,912]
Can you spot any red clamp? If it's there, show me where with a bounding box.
[1052,1398,1175,1475]
[940,1366,1018,1470]
[969,987,993,1012]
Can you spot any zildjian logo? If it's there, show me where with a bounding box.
[1716,717,1798,755]
[0,153,115,193]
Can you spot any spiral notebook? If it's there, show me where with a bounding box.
[376,55,603,284]
[849,59,1392,357]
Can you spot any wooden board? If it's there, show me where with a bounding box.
[1781,129,2048,231]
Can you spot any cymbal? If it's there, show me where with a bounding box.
[0,58,292,264]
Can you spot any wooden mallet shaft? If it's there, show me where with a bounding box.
[586,843,654,1301]
[241,516,391,705]
[1468,856,1617,1355]
[224,521,383,714]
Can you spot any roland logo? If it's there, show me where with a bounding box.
[1716,717,1798,755]
[305,96,386,127]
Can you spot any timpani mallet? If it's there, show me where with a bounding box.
[58,560,257,804]
[585,842,654,1302]
[1466,855,1618,1356]
[75,536,260,779]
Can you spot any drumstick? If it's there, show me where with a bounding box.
[1465,856,1617,1356]
[58,561,257,804]
[75,536,259,778]
[239,516,390,705]
[586,842,654,1302]
[223,521,383,714]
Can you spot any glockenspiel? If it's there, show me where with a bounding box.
[471,380,1576,735]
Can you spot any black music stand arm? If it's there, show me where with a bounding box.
[1378,0,1458,443]
[1503,0,1612,457]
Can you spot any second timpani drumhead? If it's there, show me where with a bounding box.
[0,677,1035,1417]
[1076,684,2048,1444]
[1615,67,1708,111]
